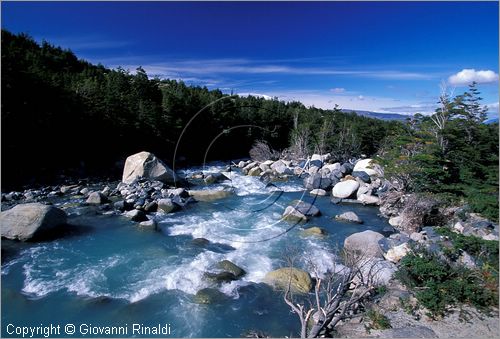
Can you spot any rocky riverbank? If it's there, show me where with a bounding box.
[1,151,499,337]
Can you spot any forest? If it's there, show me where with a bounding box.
[1,30,498,220]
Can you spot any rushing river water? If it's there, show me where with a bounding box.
[2,164,392,337]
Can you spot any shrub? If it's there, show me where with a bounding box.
[396,246,498,317]
[365,309,391,330]
[249,140,280,162]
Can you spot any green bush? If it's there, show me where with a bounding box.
[396,246,498,317]
[365,309,391,330]
[435,227,499,270]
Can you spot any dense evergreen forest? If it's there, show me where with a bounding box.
[1,30,498,220]
[1,30,395,188]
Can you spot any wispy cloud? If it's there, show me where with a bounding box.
[105,58,432,80]
[35,35,131,51]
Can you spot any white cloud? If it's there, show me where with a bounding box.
[358,95,365,101]
[330,87,345,93]
[448,69,499,86]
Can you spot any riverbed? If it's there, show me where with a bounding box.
[1,163,392,337]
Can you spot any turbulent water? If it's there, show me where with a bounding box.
[1,163,392,337]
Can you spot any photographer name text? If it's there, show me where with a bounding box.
[6,323,172,337]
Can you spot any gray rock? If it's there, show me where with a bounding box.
[344,230,385,258]
[352,171,371,183]
[331,180,359,199]
[309,189,327,196]
[217,260,246,278]
[124,209,148,222]
[122,151,177,184]
[0,203,67,241]
[303,173,332,190]
[282,206,308,223]
[157,198,178,213]
[270,160,293,175]
[192,238,210,246]
[144,201,158,213]
[382,326,437,338]
[335,211,363,224]
[289,200,321,216]
[85,192,109,205]
[353,158,384,177]
[204,271,238,283]
[139,219,157,228]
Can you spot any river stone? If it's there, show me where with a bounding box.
[271,160,293,175]
[264,267,312,294]
[139,219,157,228]
[301,226,327,237]
[353,158,384,177]
[204,271,239,283]
[289,200,321,217]
[124,209,148,222]
[344,230,384,258]
[216,260,246,278]
[335,211,363,224]
[357,193,380,205]
[157,198,178,213]
[384,242,410,263]
[304,173,332,190]
[187,190,233,202]
[85,191,109,205]
[122,151,177,184]
[331,180,359,199]
[248,166,262,176]
[0,203,67,241]
[194,288,227,304]
[309,189,327,196]
[192,238,210,246]
[352,171,371,183]
[282,206,308,223]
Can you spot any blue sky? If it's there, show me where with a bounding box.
[2,1,499,116]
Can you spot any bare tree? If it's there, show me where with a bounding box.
[430,81,454,153]
[249,140,280,161]
[283,249,379,338]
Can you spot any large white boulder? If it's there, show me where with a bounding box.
[353,159,384,177]
[344,230,384,259]
[331,180,359,199]
[122,151,177,184]
[0,203,67,241]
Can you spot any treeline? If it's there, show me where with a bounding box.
[1,30,395,189]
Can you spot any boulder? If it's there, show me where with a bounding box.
[204,172,230,184]
[124,209,148,222]
[384,242,410,263]
[289,200,321,216]
[303,173,332,190]
[360,258,396,286]
[282,206,308,223]
[248,166,262,176]
[335,211,363,224]
[388,216,402,228]
[309,189,327,196]
[216,260,246,278]
[264,267,312,294]
[0,203,67,241]
[204,271,238,283]
[194,288,227,304]
[85,191,109,205]
[331,180,359,199]
[344,230,384,258]
[352,171,371,183]
[357,194,380,205]
[192,238,210,246]
[271,160,293,175]
[187,190,233,202]
[139,219,157,228]
[122,151,177,184]
[301,226,327,237]
[353,158,384,177]
[157,198,179,213]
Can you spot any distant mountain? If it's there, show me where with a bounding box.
[342,109,411,121]
[485,117,499,124]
